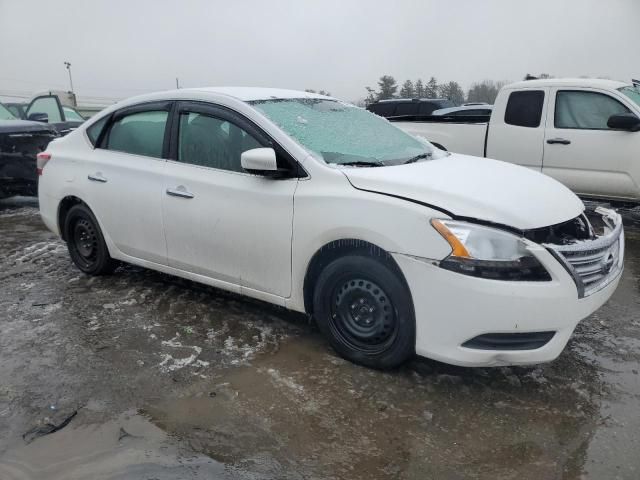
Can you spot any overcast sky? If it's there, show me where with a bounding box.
[1,0,639,103]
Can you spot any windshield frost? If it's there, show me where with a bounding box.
[250,98,432,166]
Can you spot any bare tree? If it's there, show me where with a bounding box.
[466,80,508,104]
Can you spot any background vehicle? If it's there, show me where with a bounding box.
[0,103,58,199]
[432,105,493,116]
[367,98,454,118]
[38,88,623,369]
[393,79,640,203]
[4,102,27,119]
[25,93,85,135]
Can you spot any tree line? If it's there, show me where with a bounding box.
[364,75,510,106]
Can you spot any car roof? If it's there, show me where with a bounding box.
[505,78,630,90]
[183,87,334,102]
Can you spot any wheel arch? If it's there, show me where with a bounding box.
[57,195,90,241]
[302,238,411,315]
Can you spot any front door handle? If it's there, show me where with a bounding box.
[88,173,107,183]
[546,138,571,145]
[166,186,195,199]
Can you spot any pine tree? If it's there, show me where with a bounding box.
[399,80,415,98]
[377,75,398,100]
[414,79,425,98]
[425,77,439,98]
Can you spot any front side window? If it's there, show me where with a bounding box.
[28,97,62,123]
[504,90,544,128]
[106,111,168,158]
[178,112,262,172]
[619,85,640,109]
[555,91,630,130]
[251,98,437,166]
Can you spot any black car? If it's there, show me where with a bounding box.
[366,98,455,118]
[0,103,58,199]
[24,93,85,135]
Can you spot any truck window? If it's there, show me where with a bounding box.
[504,90,544,128]
[418,102,438,115]
[368,103,396,117]
[555,91,630,130]
[394,103,419,116]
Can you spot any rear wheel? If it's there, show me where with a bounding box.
[313,255,415,369]
[64,204,117,275]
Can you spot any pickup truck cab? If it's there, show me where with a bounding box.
[393,79,640,203]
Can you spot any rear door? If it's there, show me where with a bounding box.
[486,88,549,169]
[161,101,298,299]
[542,88,640,200]
[82,102,171,264]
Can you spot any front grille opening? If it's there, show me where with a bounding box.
[462,332,556,351]
[524,213,594,245]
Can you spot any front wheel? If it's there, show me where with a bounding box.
[64,204,117,275]
[313,255,415,369]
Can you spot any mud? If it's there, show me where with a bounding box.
[0,197,639,479]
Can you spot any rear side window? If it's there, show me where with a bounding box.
[504,90,545,128]
[106,111,168,158]
[86,116,109,146]
[394,103,419,116]
[555,91,630,129]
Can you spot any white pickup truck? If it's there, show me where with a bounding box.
[393,79,640,203]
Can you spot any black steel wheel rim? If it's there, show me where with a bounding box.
[72,218,98,266]
[329,277,398,354]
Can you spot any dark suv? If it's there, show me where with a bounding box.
[0,103,58,199]
[366,98,455,118]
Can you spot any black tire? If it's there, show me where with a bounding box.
[313,255,415,369]
[64,204,117,275]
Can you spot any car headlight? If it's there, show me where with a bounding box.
[431,219,551,281]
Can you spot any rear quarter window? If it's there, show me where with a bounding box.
[504,90,545,128]
[86,115,109,146]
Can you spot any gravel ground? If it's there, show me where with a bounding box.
[0,197,638,480]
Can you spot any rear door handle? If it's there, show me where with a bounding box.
[546,138,571,145]
[166,186,195,199]
[88,173,107,183]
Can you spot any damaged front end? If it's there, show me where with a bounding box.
[526,207,624,298]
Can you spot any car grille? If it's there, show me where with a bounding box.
[546,208,624,298]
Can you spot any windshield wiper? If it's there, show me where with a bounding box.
[337,160,385,167]
[403,153,432,164]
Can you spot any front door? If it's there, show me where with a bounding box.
[162,102,297,298]
[543,88,640,201]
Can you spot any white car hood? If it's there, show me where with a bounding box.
[343,154,584,230]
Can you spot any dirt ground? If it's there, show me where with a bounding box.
[0,197,638,480]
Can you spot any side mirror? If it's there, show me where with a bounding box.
[28,112,49,123]
[607,113,640,131]
[241,148,278,174]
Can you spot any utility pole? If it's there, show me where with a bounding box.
[176,77,180,89]
[64,61,74,93]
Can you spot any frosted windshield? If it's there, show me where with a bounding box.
[619,86,640,109]
[250,98,432,166]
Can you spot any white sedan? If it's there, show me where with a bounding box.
[37,88,624,369]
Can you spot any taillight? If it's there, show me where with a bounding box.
[37,152,51,176]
